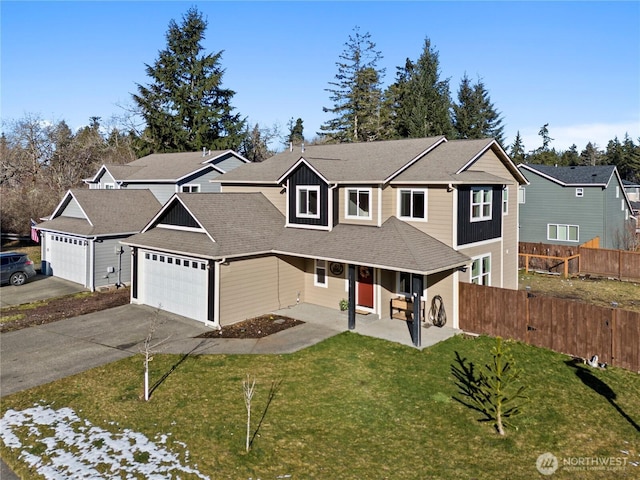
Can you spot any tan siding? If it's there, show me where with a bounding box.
[221,185,286,214]
[303,259,349,310]
[426,270,457,328]
[219,255,305,325]
[338,186,380,226]
[381,185,395,223]
[458,240,504,287]
[470,150,515,181]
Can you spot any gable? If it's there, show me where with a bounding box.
[156,201,200,228]
[59,196,87,219]
[286,162,331,228]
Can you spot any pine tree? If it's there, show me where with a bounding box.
[319,27,385,143]
[607,135,640,182]
[392,37,453,139]
[453,74,505,142]
[509,131,526,164]
[133,7,245,154]
[580,142,602,166]
[287,117,304,146]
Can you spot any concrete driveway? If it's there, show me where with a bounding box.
[0,275,87,307]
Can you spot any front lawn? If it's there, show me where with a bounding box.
[2,333,638,478]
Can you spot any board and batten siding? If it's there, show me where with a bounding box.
[94,237,132,289]
[218,255,305,325]
[287,164,330,227]
[221,185,287,214]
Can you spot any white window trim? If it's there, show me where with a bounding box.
[104,182,115,189]
[345,187,372,220]
[470,253,491,286]
[502,186,508,215]
[547,223,579,242]
[518,186,526,204]
[575,188,584,197]
[397,188,428,221]
[396,271,423,296]
[181,184,200,193]
[470,187,492,222]
[296,185,321,219]
[314,259,328,287]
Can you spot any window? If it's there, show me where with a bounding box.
[175,259,181,266]
[296,186,320,218]
[181,184,200,193]
[547,224,579,242]
[616,186,620,198]
[398,189,427,220]
[397,272,422,296]
[502,187,508,215]
[167,257,173,264]
[621,199,625,211]
[471,187,492,221]
[314,259,327,287]
[518,187,526,204]
[471,255,491,285]
[346,188,371,219]
[104,183,115,189]
[575,188,584,197]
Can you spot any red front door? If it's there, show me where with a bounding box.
[357,266,374,309]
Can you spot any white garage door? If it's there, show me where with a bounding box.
[46,233,88,286]
[140,251,208,322]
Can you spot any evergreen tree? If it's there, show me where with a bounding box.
[606,135,640,182]
[319,27,384,143]
[452,74,505,144]
[287,117,304,146]
[509,131,526,164]
[392,37,453,138]
[580,142,602,166]
[133,7,245,154]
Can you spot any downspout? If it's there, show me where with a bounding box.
[328,183,338,230]
[88,236,96,292]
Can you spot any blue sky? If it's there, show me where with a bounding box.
[2,1,639,153]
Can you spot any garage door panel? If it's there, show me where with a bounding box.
[46,233,87,286]
[140,251,208,322]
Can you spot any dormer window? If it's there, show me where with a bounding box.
[296,186,320,218]
[346,188,371,219]
[575,188,584,197]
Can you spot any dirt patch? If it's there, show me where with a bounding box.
[0,288,131,333]
[196,315,304,338]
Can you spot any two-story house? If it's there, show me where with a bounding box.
[35,150,249,290]
[122,137,526,344]
[85,149,249,203]
[518,164,635,249]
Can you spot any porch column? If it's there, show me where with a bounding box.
[411,275,424,347]
[348,263,356,330]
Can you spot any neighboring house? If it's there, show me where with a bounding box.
[623,180,640,234]
[84,150,250,204]
[517,164,635,249]
[122,137,527,339]
[35,150,249,290]
[36,190,161,291]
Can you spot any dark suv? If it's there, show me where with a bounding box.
[1,252,37,286]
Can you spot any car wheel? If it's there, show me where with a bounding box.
[10,272,27,286]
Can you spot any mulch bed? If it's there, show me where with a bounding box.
[0,287,131,333]
[196,315,304,338]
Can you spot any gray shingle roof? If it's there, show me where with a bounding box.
[520,164,616,185]
[123,192,469,274]
[219,137,446,184]
[93,150,241,183]
[36,189,161,236]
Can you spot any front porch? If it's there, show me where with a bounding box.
[272,303,460,350]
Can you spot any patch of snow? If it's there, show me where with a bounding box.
[0,404,210,479]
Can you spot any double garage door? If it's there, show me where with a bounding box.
[46,233,88,286]
[139,250,209,322]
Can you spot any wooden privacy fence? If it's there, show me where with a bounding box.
[459,282,640,372]
[519,241,640,281]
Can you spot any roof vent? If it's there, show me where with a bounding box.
[301,142,305,153]
[202,147,206,157]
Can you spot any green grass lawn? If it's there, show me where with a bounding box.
[2,333,639,479]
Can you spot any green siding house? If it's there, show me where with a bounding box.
[517,164,635,249]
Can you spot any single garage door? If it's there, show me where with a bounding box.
[46,233,88,286]
[140,250,208,322]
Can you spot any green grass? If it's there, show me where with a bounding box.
[2,333,639,479]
